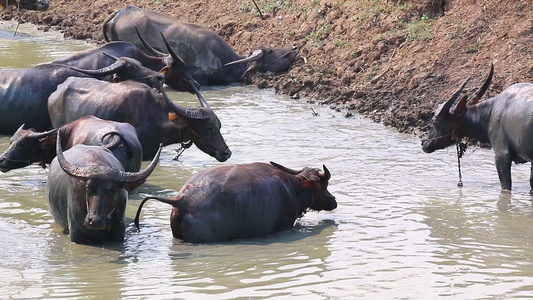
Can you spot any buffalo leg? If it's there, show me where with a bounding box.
[495,152,512,191]
[530,163,533,194]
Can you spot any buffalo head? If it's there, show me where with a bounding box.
[421,64,493,153]
[226,46,299,78]
[56,132,161,231]
[270,161,337,211]
[161,87,232,162]
[64,54,165,91]
[135,28,200,94]
[0,124,57,172]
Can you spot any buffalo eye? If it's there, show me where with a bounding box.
[18,141,25,147]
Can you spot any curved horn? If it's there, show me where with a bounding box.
[100,131,123,150]
[469,63,494,105]
[28,128,58,140]
[134,195,179,231]
[436,76,471,120]
[118,144,162,184]
[319,164,331,181]
[160,32,187,66]
[66,58,126,77]
[102,52,120,61]
[270,161,302,175]
[55,131,92,180]
[225,49,264,66]
[161,88,205,120]
[135,27,165,57]
[14,123,26,134]
[190,81,211,109]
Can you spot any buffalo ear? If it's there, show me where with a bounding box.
[452,94,469,119]
[39,135,57,150]
[300,179,320,191]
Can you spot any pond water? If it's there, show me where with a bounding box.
[2,22,533,299]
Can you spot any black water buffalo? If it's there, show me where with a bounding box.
[0,55,164,134]
[46,133,161,244]
[48,77,231,161]
[103,5,299,85]
[0,115,142,173]
[422,64,533,192]
[134,162,337,243]
[52,39,197,93]
[1,0,48,11]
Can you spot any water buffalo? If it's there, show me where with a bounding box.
[421,64,533,192]
[46,133,161,244]
[0,55,164,134]
[103,5,299,85]
[0,115,142,173]
[52,38,197,93]
[1,0,48,11]
[134,162,337,243]
[48,77,232,161]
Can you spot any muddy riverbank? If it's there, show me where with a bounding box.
[2,0,532,136]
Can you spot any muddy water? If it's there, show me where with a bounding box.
[2,22,533,299]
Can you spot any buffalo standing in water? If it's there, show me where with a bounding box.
[422,64,533,192]
[46,133,161,244]
[135,162,337,243]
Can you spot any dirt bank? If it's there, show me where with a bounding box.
[2,0,532,136]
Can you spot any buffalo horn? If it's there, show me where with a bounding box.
[118,144,162,184]
[160,32,187,66]
[28,128,58,140]
[468,63,494,105]
[56,131,93,180]
[161,88,205,120]
[66,54,126,76]
[190,81,211,109]
[134,195,179,230]
[319,164,331,181]
[436,76,470,120]
[270,161,302,175]
[135,27,165,57]
[100,131,123,150]
[14,123,26,134]
[225,49,264,66]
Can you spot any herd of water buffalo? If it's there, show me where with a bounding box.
[5,2,533,245]
[0,4,336,244]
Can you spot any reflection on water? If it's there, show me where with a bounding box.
[2,21,533,299]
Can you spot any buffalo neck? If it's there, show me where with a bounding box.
[457,99,493,144]
[163,121,193,146]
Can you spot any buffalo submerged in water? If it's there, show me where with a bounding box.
[134,162,337,243]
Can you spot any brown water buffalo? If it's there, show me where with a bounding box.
[1,0,48,11]
[48,77,231,161]
[0,115,142,173]
[421,64,533,192]
[0,55,163,134]
[134,162,337,243]
[103,5,299,85]
[46,133,161,244]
